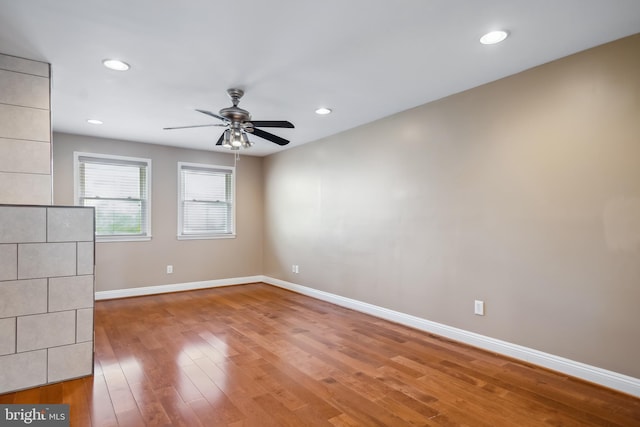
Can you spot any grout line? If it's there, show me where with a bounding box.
[14,315,18,355]
[75,309,78,344]
[0,65,49,78]
[0,101,49,111]
[0,136,50,143]
[0,68,48,78]
[0,170,52,176]
[14,243,18,281]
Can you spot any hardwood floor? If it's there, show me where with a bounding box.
[1,283,639,426]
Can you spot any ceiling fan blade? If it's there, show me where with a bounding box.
[250,120,294,128]
[215,133,224,146]
[196,109,229,122]
[163,124,226,130]
[252,128,290,146]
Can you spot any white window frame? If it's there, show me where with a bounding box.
[74,152,152,242]
[177,161,236,240]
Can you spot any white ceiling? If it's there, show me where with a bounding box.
[1,1,639,156]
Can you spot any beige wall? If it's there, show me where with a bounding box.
[263,34,640,378]
[53,133,263,291]
[0,53,51,204]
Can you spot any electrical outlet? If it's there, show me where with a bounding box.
[292,264,300,274]
[166,265,173,274]
[474,300,484,316]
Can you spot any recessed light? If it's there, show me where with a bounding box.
[87,119,103,125]
[480,30,509,45]
[315,107,332,115]
[102,59,130,71]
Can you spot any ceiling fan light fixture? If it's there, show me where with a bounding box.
[230,128,244,148]
[240,132,252,148]
[222,129,232,149]
[315,107,332,115]
[221,127,253,150]
[102,59,130,71]
[480,30,509,45]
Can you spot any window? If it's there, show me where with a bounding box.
[178,162,235,239]
[74,152,151,241]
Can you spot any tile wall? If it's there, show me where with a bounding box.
[0,205,94,393]
[0,53,51,205]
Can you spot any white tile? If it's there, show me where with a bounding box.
[0,350,47,394]
[47,207,94,242]
[77,242,94,275]
[0,53,49,77]
[0,317,16,355]
[49,275,94,312]
[0,206,46,243]
[76,308,93,343]
[0,172,51,205]
[18,242,76,279]
[0,138,50,174]
[0,104,50,142]
[48,342,93,383]
[16,310,76,352]
[0,69,49,109]
[0,278,47,318]
[0,244,17,281]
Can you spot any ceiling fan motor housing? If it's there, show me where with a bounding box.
[219,106,251,122]
[219,88,251,123]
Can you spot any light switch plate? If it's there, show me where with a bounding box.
[474,300,484,316]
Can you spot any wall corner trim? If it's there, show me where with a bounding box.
[262,276,640,398]
[94,275,640,398]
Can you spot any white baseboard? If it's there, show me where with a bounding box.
[94,275,264,300]
[94,275,640,398]
[263,276,640,398]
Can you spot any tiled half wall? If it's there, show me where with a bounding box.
[0,53,52,205]
[0,205,94,393]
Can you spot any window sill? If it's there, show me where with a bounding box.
[96,235,152,243]
[177,234,236,241]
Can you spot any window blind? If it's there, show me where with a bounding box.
[76,154,150,239]
[179,163,234,237]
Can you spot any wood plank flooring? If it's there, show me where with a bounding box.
[1,283,639,426]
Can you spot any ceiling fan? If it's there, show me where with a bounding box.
[164,88,294,150]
